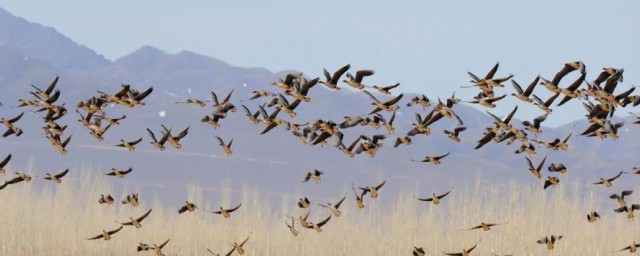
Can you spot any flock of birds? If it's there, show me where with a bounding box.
[1,61,640,255]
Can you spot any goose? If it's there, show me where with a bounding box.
[147,128,171,151]
[522,113,548,137]
[122,193,140,207]
[175,98,208,107]
[547,163,567,174]
[98,84,130,104]
[557,73,586,106]
[319,196,346,217]
[411,152,450,165]
[540,61,585,93]
[241,105,261,124]
[43,169,69,184]
[543,176,560,190]
[212,203,242,218]
[297,197,311,208]
[98,194,115,205]
[415,190,451,205]
[125,86,153,107]
[275,93,302,118]
[372,83,400,95]
[343,70,374,89]
[30,76,59,100]
[586,211,600,223]
[94,114,127,126]
[211,89,235,112]
[104,167,133,178]
[320,64,350,90]
[0,172,32,190]
[178,201,198,214]
[467,222,505,231]
[151,238,170,256]
[271,72,301,91]
[306,215,332,233]
[287,77,319,102]
[593,171,626,187]
[215,136,233,157]
[532,93,560,113]
[615,204,640,221]
[444,243,478,256]
[207,247,235,256]
[352,185,366,209]
[116,138,142,151]
[232,234,251,255]
[303,169,324,183]
[466,94,506,108]
[363,90,403,115]
[444,127,467,142]
[117,209,152,228]
[285,216,299,236]
[537,235,563,253]
[406,94,431,109]
[0,154,11,173]
[249,90,276,100]
[514,143,537,157]
[486,106,518,130]
[161,125,189,149]
[87,226,123,241]
[511,76,539,102]
[610,190,633,206]
[393,136,412,148]
[413,247,426,256]
[1,112,24,137]
[618,242,640,253]
[359,180,387,199]
[525,155,546,179]
[382,111,396,134]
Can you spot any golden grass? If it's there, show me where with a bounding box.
[0,165,638,255]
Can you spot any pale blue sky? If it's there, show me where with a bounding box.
[0,0,638,126]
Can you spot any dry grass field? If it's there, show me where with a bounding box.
[0,166,638,255]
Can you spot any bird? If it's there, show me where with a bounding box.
[415,189,451,205]
[547,163,567,174]
[43,168,69,184]
[175,98,208,107]
[372,83,400,95]
[618,241,640,253]
[1,112,24,137]
[87,226,123,241]
[586,211,600,223]
[320,64,350,90]
[178,201,198,214]
[212,203,242,218]
[537,235,563,253]
[352,185,366,209]
[411,152,450,165]
[232,234,251,255]
[522,113,548,137]
[525,155,547,179]
[359,180,387,199]
[104,167,133,178]
[215,136,234,157]
[287,77,319,102]
[125,86,153,107]
[147,128,171,151]
[318,196,347,217]
[52,134,72,155]
[413,247,426,256]
[593,171,626,187]
[467,222,505,231]
[303,169,324,183]
[543,176,560,190]
[343,70,374,89]
[285,216,299,236]
[122,193,140,207]
[614,204,640,221]
[151,238,170,256]
[297,197,311,208]
[444,243,478,256]
[0,154,12,173]
[540,61,585,93]
[532,93,560,113]
[443,127,467,142]
[116,138,142,151]
[363,90,404,115]
[161,125,189,149]
[511,76,539,102]
[466,94,507,108]
[0,172,32,190]
[117,209,152,228]
[98,194,115,205]
[610,190,633,206]
[305,215,332,233]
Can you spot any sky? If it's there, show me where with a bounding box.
[0,0,638,126]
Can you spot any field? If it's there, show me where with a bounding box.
[0,166,637,256]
